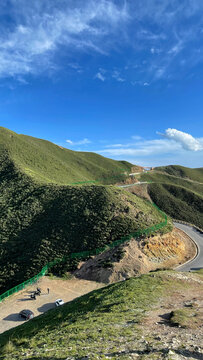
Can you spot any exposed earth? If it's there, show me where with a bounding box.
[0,277,103,334]
[74,227,196,283]
[0,227,196,335]
[108,271,203,360]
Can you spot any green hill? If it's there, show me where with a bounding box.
[0,149,170,294]
[155,165,203,183]
[148,183,203,228]
[140,168,203,228]
[0,270,202,359]
[0,127,133,185]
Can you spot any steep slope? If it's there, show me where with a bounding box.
[0,127,133,184]
[0,271,202,359]
[140,169,203,228]
[148,183,203,228]
[0,150,170,293]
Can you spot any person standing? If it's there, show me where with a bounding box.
[47,288,49,294]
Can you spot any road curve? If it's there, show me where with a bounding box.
[174,222,203,271]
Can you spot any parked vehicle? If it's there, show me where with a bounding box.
[55,299,64,307]
[19,309,34,320]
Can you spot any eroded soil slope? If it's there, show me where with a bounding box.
[75,228,196,283]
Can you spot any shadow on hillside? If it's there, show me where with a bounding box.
[37,303,55,313]
[3,313,23,322]
[29,356,70,360]
[28,358,68,360]
[106,348,203,359]
[158,312,176,327]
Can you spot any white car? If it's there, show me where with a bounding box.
[55,299,64,307]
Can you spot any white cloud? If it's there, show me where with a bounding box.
[96,129,203,163]
[95,72,105,81]
[159,128,203,151]
[112,70,125,82]
[66,138,91,146]
[1,0,203,84]
[100,139,181,157]
[0,0,129,78]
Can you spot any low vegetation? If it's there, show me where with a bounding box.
[140,168,203,228]
[0,272,173,358]
[140,171,203,196]
[0,150,170,293]
[148,183,203,228]
[0,127,132,185]
[155,165,203,183]
[0,271,202,359]
[169,304,202,329]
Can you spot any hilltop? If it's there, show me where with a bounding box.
[0,127,134,185]
[0,270,202,359]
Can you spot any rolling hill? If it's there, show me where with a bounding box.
[0,127,133,185]
[140,166,203,228]
[0,128,171,294]
[156,164,203,183]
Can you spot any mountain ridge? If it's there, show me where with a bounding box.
[0,127,134,185]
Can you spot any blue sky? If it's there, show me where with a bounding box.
[0,0,203,167]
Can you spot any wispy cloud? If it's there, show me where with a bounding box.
[100,139,182,157]
[0,0,129,78]
[96,129,203,160]
[95,72,105,81]
[112,70,125,82]
[1,0,203,84]
[66,138,91,146]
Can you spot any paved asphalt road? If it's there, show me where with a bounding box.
[174,222,203,271]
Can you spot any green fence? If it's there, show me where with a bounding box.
[0,204,167,302]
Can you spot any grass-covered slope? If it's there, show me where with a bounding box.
[0,150,170,293]
[148,183,203,228]
[155,165,203,183]
[0,271,202,359]
[0,127,132,184]
[140,169,203,228]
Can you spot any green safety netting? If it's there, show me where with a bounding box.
[0,203,167,302]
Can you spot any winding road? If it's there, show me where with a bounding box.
[118,181,149,188]
[174,222,203,271]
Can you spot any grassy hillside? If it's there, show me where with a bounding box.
[140,169,203,228]
[148,183,203,228]
[155,165,203,183]
[0,150,170,293]
[0,270,202,359]
[140,171,203,197]
[0,127,133,185]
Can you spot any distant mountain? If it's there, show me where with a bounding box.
[0,127,134,185]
